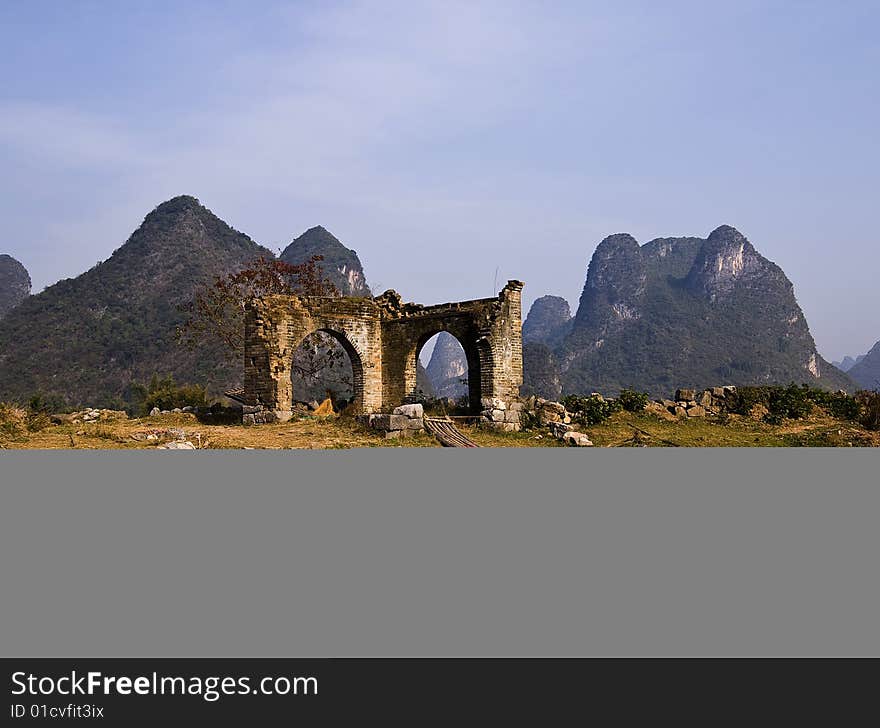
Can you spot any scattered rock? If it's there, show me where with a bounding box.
[393,403,424,418]
[549,422,574,438]
[150,407,160,416]
[645,401,677,421]
[562,431,593,447]
[157,441,196,450]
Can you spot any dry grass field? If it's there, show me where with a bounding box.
[2,407,878,450]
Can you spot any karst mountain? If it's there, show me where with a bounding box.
[847,341,880,390]
[0,197,433,408]
[0,254,31,319]
[280,225,371,297]
[0,196,275,407]
[522,225,855,398]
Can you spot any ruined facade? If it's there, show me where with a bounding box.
[242,281,524,428]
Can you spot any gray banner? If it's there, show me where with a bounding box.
[1,449,877,656]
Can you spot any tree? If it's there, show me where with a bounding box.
[178,255,351,390]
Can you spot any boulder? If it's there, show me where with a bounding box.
[392,403,424,419]
[157,441,196,450]
[675,389,695,401]
[563,431,593,447]
[686,405,706,417]
[646,401,676,421]
[549,422,574,438]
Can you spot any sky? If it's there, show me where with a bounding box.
[1,0,878,361]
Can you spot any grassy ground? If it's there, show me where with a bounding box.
[1,408,877,449]
[582,411,880,447]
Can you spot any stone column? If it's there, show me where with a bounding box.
[480,280,524,430]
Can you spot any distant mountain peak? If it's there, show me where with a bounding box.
[685,225,764,301]
[848,340,880,390]
[0,199,271,407]
[522,295,572,348]
[540,224,854,398]
[425,332,468,400]
[0,254,31,319]
[280,226,371,297]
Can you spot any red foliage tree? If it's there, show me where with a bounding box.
[179,255,349,386]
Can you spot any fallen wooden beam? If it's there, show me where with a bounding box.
[424,417,480,448]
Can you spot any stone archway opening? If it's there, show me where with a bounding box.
[419,331,470,413]
[243,280,523,427]
[291,328,364,413]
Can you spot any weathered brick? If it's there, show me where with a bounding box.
[242,281,524,428]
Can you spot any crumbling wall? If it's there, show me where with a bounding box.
[243,281,525,429]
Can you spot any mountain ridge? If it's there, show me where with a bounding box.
[0,254,31,319]
[280,225,371,297]
[525,225,854,397]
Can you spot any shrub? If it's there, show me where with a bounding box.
[728,384,859,424]
[0,403,27,440]
[132,374,208,416]
[27,392,69,414]
[562,394,622,425]
[809,390,861,421]
[857,391,880,431]
[618,389,649,413]
[727,386,771,417]
[1,401,52,441]
[765,384,813,424]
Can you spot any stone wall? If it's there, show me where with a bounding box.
[243,281,525,429]
[650,386,738,418]
[357,403,425,439]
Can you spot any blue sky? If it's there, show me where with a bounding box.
[1,0,878,360]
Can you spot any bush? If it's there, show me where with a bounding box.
[765,384,813,424]
[132,374,208,416]
[857,391,880,431]
[27,392,69,414]
[729,384,860,424]
[0,400,56,441]
[618,389,649,413]
[562,394,622,425]
[727,386,771,417]
[0,402,27,440]
[808,389,861,420]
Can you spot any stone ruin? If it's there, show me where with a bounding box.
[650,387,739,419]
[241,281,525,430]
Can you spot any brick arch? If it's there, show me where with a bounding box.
[243,281,523,427]
[288,326,367,412]
[411,326,485,414]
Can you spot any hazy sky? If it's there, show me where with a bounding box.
[1,1,878,360]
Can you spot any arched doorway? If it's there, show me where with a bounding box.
[420,332,468,404]
[415,330,482,415]
[291,328,365,413]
